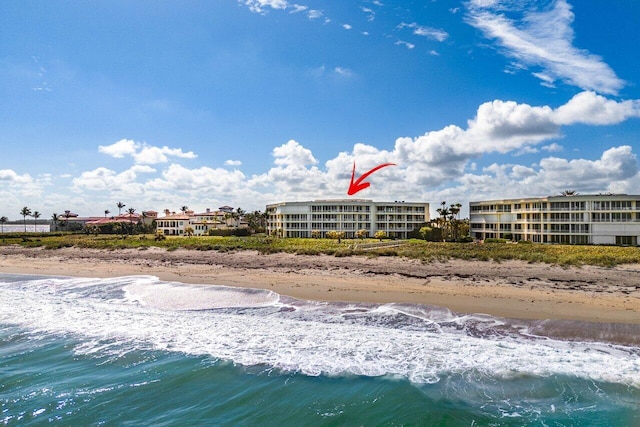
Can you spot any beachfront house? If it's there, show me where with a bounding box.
[469,194,640,245]
[265,199,430,239]
[156,207,248,236]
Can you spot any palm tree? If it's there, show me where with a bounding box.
[436,201,450,241]
[141,211,149,233]
[224,207,244,228]
[116,201,126,216]
[61,210,72,231]
[32,211,41,232]
[0,216,8,233]
[180,206,189,214]
[104,209,110,218]
[126,207,136,234]
[20,207,32,232]
[51,213,59,232]
[448,203,462,241]
[560,190,578,196]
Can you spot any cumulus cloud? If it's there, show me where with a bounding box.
[554,91,640,125]
[72,165,156,191]
[451,145,638,205]
[98,139,197,164]
[0,169,33,184]
[158,164,246,194]
[242,0,288,14]
[248,140,330,197]
[16,91,640,217]
[466,0,624,94]
[273,139,317,166]
[342,24,352,30]
[542,143,563,152]
[98,139,137,158]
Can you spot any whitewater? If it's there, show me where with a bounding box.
[2,273,639,425]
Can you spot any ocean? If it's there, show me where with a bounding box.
[1,274,639,426]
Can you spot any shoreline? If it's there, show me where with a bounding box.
[1,246,639,324]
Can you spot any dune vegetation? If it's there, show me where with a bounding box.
[2,232,640,267]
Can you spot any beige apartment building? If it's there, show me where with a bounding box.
[470,194,640,245]
[266,199,429,239]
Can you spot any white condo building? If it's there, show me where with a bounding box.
[470,194,640,245]
[266,200,430,239]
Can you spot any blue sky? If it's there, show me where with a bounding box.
[1,0,640,219]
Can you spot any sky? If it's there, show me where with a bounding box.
[1,0,640,220]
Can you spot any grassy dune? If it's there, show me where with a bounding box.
[2,233,640,267]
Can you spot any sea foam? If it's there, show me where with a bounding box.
[1,275,639,388]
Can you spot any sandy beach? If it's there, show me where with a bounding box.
[1,245,639,324]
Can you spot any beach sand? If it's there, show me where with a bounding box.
[1,246,639,324]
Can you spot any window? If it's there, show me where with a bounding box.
[591,213,610,222]
[613,200,631,210]
[616,236,637,246]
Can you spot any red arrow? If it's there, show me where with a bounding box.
[347,161,396,195]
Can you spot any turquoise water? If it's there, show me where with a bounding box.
[1,274,639,425]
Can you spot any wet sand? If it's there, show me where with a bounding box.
[0,246,639,324]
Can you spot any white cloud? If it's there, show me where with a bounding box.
[542,143,563,152]
[98,139,197,164]
[72,165,155,192]
[342,24,352,30]
[452,145,639,205]
[289,4,307,13]
[361,7,375,21]
[98,139,138,158]
[0,169,33,184]
[273,140,317,166]
[399,22,449,42]
[11,92,640,218]
[307,9,323,19]
[466,0,624,94]
[414,26,448,42]
[159,164,246,194]
[395,40,415,50]
[133,145,197,165]
[554,91,640,125]
[243,0,288,14]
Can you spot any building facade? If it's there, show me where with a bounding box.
[470,194,640,245]
[156,207,247,236]
[265,200,430,239]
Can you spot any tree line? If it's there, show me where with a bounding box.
[2,202,270,236]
